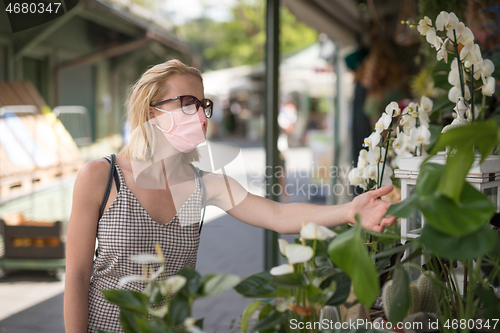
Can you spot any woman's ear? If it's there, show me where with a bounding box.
[148,106,156,119]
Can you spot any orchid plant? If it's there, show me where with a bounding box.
[95,243,241,333]
[348,96,433,190]
[416,11,495,126]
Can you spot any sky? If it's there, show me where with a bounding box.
[161,0,237,25]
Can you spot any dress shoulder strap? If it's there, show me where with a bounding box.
[189,164,206,234]
[99,154,120,220]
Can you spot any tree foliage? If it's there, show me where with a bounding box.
[178,0,318,70]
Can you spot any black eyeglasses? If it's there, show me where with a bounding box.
[152,95,213,119]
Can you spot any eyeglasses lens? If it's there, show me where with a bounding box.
[181,96,199,115]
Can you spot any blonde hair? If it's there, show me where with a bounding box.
[121,59,203,162]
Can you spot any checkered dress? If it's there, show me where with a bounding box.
[87,156,203,333]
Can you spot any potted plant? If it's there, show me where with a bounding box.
[93,243,241,333]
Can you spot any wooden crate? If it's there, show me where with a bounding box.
[0,215,65,259]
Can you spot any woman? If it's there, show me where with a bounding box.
[64,60,396,333]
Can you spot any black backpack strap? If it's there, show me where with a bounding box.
[99,154,119,220]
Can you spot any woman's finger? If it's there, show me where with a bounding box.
[370,185,394,198]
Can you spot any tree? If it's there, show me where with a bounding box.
[179,0,318,70]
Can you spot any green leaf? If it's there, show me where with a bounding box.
[119,309,142,333]
[270,272,307,288]
[100,290,149,317]
[429,121,499,203]
[250,309,286,333]
[169,292,190,327]
[202,273,241,297]
[306,284,326,303]
[426,124,443,151]
[176,266,202,296]
[135,317,172,333]
[436,146,474,203]
[313,267,337,280]
[241,301,263,333]
[325,273,351,306]
[414,163,443,198]
[475,287,500,331]
[430,120,498,159]
[386,194,420,218]
[328,226,379,308]
[373,242,417,259]
[388,265,410,324]
[420,224,498,260]
[420,182,495,236]
[234,272,277,297]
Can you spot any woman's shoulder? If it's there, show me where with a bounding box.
[75,157,114,190]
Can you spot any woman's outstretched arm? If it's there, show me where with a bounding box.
[64,160,111,333]
[204,172,396,234]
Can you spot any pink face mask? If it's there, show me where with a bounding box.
[153,106,207,153]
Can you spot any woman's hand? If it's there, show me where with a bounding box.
[346,185,397,233]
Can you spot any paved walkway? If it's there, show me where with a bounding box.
[0,145,322,333]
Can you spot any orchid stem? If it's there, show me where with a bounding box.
[379,130,391,189]
[452,29,466,99]
[470,64,474,121]
[377,147,381,188]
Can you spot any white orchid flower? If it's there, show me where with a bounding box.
[276,297,296,313]
[425,28,443,49]
[417,16,432,36]
[448,64,461,87]
[363,164,378,181]
[158,275,186,296]
[367,147,385,165]
[437,39,451,63]
[420,96,433,113]
[461,43,482,65]
[472,59,495,80]
[419,111,430,128]
[375,112,392,133]
[446,22,473,43]
[392,129,406,151]
[385,101,401,117]
[363,131,381,150]
[402,101,419,117]
[300,222,337,241]
[400,114,416,135]
[481,75,496,97]
[357,149,369,170]
[410,126,431,147]
[436,11,459,31]
[420,97,432,113]
[449,85,470,103]
[184,317,205,333]
[148,304,168,318]
[348,167,367,190]
[466,105,480,120]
